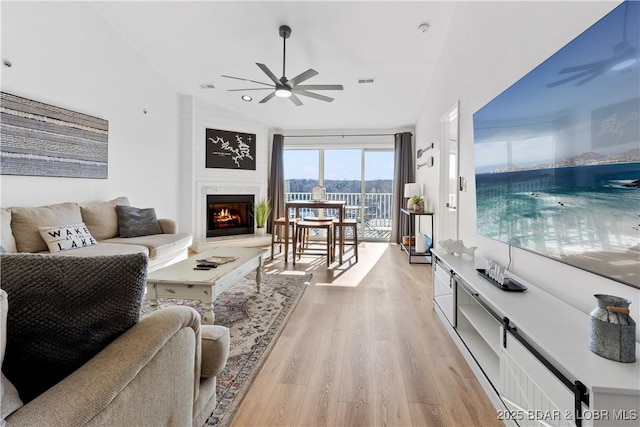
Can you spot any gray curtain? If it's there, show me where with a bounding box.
[391,132,413,243]
[267,134,285,233]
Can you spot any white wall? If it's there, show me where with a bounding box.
[415,0,640,337]
[0,2,181,220]
[179,95,269,240]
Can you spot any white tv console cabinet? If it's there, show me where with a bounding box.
[431,249,640,427]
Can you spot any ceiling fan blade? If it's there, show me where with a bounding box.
[227,88,274,92]
[256,63,281,85]
[289,93,303,106]
[221,75,273,87]
[288,69,319,86]
[293,84,343,91]
[293,90,334,103]
[258,92,276,104]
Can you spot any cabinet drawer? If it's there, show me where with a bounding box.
[150,283,211,300]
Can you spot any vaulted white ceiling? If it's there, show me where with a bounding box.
[91,1,457,130]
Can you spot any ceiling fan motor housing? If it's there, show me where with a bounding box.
[279,25,291,39]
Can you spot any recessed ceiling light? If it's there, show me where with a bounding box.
[242,95,252,102]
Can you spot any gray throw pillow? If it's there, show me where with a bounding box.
[1,253,148,403]
[116,205,163,238]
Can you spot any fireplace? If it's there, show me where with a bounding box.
[207,194,254,237]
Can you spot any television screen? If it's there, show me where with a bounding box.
[473,1,639,288]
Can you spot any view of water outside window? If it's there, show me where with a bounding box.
[283,148,394,240]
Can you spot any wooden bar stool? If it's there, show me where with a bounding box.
[270,217,298,260]
[333,218,359,262]
[293,219,334,266]
[299,215,323,249]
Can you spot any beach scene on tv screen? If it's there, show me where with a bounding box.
[473,1,639,288]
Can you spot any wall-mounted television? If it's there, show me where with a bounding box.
[473,1,639,289]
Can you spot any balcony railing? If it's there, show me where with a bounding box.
[285,192,393,240]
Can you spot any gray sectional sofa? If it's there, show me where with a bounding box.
[1,254,230,427]
[0,196,192,272]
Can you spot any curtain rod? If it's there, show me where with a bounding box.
[283,133,397,138]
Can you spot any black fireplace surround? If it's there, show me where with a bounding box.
[206,194,254,238]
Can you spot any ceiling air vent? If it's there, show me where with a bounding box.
[199,83,215,89]
[358,78,375,84]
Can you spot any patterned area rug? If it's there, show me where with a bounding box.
[144,272,311,427]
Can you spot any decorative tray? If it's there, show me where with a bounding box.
[476,269,527,292]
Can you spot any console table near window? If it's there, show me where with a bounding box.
[400,208,434,264]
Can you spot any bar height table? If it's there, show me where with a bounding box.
[284,200,346,265]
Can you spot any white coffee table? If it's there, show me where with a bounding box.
[146,247,267,324]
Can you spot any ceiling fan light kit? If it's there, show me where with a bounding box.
[222,25,343,106]
[275,86,292,98]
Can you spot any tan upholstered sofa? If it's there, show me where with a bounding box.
[1,254,230,427]
[0,196,192,272]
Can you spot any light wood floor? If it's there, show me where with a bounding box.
[231,242,501,427]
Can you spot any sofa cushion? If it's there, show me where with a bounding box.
[1,290,23,422]
[1,253,148,403]
[104,233,192,260]
[38,223,98,253]
[47,242,149,258]
[80,196,130,241]
[10,202,82,253]
[116,205,163,238]
[1,208,17,253]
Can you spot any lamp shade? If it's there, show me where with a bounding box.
[404,183,421,198]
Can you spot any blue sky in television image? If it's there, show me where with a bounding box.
[473,0,639,174]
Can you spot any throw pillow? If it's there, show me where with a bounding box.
[38,223,97,253]
[116,205,162,238]
[9,202,82,253]
[80,196,130,241]
[1,253,148,403]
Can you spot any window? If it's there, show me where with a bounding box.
[283,144,393,241]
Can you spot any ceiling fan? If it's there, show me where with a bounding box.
[221,25,343,106]
[546,1,637,88]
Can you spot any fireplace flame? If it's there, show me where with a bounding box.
[215,208,241,224]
